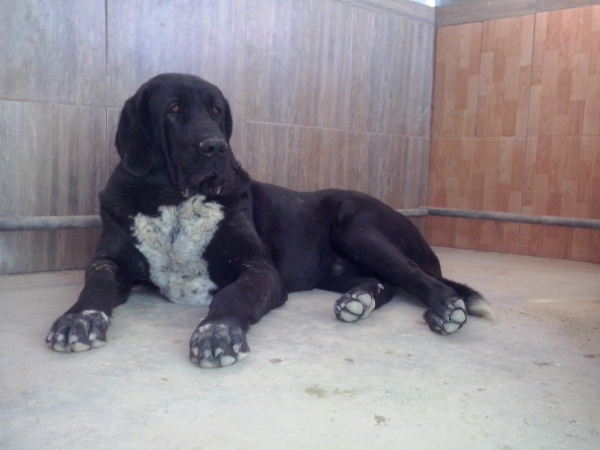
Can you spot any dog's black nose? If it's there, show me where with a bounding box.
[199,138,227,155]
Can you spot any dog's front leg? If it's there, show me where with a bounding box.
[189,260,287,368]
[46,258,131,352]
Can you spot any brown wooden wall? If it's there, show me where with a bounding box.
[428,4,600,263]
[0,0,434,274]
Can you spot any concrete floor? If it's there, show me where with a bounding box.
[0,247,599,449]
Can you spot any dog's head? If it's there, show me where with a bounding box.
[116,73,245,198]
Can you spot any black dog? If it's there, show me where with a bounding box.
[46,73,491,367]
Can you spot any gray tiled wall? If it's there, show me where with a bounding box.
[0,0,434,274]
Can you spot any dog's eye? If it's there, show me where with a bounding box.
[169,104,181,114]
[212,106,222,116]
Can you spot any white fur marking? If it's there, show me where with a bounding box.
[82,310,109,323]
[131,195,224,305]
[467,296,495,320]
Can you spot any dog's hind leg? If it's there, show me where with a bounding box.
[331,227,469,334]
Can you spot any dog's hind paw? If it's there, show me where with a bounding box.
[334,287,376,323]
[46,310,110,352]
[423,297,467,335]
[189,321,250,368]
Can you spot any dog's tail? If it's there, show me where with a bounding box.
[442,278,495,320]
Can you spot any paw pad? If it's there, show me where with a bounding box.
[335,291,376,323]
[423,298,467,335]
[189,322,250,368]
[46,310,110,352]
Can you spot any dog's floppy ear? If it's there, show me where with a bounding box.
[221,98,233,142]
[115,89,154,176]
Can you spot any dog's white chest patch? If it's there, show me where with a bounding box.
[131,195,224,305]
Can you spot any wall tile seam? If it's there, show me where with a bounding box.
[0,98,111,110]
[243,120,432,139]
[351,4,434,25]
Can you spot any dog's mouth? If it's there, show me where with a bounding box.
[180,171,227,198]
[181,184,223,198]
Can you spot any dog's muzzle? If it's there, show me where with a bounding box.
[180,138,230,198]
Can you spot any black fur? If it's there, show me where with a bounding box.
[46,73,488,367]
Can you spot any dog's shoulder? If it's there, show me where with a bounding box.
[99,164,176,218]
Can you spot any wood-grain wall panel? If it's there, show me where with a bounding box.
[107,108,122,172]
[0,0,106,107]
[0,102,109,217]
[245,0,352,129]
[229,120,248,173]
[0,101,108,273]
[432,22,482,137]
[0,229,102,274]
[426,137,525,253]
[518,136,600,262]
[476,15,534,136]
[2,0,434,274]
[528,5,600,136]
[521,137,600,218]
[107,0,247,120]
[245,124,429,209]
[431,4,600,263]
[426,216,520,253]
[347,134,430,208]
[428,138,526,212]
[351,9,434,136]
[244,123,350,193]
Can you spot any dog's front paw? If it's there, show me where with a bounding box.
[423,297,467,335]
[189,321,250,368]
[334,287,376,323]
[46,310,110,352]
